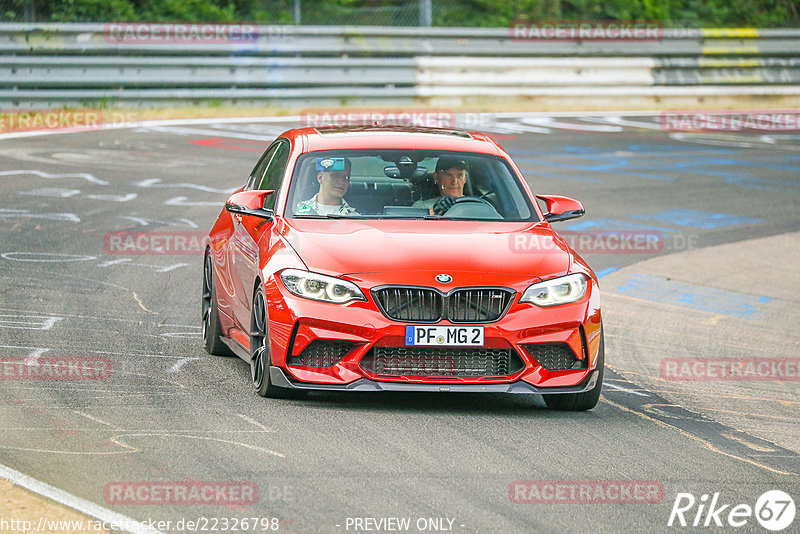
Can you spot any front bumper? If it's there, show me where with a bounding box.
[264,272,602,391]
[270,366,600,394]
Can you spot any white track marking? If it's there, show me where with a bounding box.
[20,188,81,198]
[73,410,126,431]
[90,350,199,360]
[119,215,198,228]
[0,315,62,330]
[603,382,651,396]
[120,215,150,226]
[135,178,237,194]
[0,209,81,223]
[153,263,188,272]
[668,132,800,150]
[0,463,165,534]
[0,345,51,357]
[0,169,108,185]
[164,196,222,207]
[109,433,285,458]
[160,332,201,338]
[86,193,138,202]
[584,116,665,130]
[141,124,274,141]
[177,217,199,228]
[166,358,200,373]
[95,258,129,268]
[0,112,669,142]
[521,117,624,132]
[1,252,94,262]
[236,414,275,433]
[485,121,551,134]
[95,258,188,273]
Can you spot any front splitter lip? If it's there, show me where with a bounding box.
[270,366,598,394]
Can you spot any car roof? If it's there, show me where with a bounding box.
[281,125,504,155]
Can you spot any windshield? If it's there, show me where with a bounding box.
[285,149,537,221]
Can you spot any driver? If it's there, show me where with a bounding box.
[296,157,359,216]
[412,155,468,215]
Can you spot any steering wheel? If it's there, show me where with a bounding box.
[450,196,495,209]
[440,195,502,219]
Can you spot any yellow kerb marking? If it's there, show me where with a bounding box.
[702,28,759,38]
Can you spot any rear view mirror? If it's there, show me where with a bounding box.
[384,165,428,180]
[225,190,275,219]
[536,194,585,223]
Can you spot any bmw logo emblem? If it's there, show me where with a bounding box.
[435,273,452,284]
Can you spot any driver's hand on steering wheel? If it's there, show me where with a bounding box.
[432,195,457,215]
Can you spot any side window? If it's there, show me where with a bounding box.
[245,143,279,191]
[256,139,290,211]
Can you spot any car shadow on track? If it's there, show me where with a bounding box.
[295,391,585,416]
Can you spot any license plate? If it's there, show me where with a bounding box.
[405,325,484,346]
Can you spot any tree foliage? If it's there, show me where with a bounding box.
[11,0,800,26]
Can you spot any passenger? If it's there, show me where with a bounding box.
[296,157,359,215]
[412,155,468,215]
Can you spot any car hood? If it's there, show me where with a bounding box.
[280,219,572,282]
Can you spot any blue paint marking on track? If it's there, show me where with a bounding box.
[508,145,800,190]
[625,144,739,154]
[509,145,739,157]
[631,209,764,229]
[513,156,627,172]
[517,167,605,184]
[513,156,678,182]
[672,157,800,174]
[595,267,618,278]
[563,218,677,235]
[610,274,772,320]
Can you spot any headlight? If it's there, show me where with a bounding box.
[520,273,589,307]
[280,269,366,304]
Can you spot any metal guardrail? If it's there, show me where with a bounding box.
[1,24,799,106]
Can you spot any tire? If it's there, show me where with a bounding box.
[543,326,604,411]
[202,254,234,356]
[250,286,307,399]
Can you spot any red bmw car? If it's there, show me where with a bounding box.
[203,125,604,410]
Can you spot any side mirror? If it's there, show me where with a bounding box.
[225,190,275,219]
[536,194,585,223]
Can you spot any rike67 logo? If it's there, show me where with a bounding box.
[668,490,795,531]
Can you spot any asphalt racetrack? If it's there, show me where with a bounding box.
[0,114,798,533]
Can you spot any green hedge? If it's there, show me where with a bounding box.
[4,0,799,27]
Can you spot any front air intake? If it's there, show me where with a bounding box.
[288,340,357,368]
[523,343,583,371]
